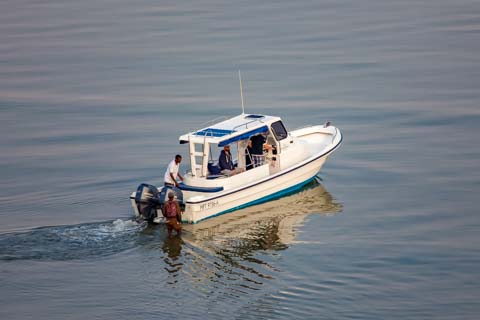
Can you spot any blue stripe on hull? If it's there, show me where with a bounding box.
[188,176,316,224]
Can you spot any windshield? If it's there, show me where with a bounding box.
[270,121,288,141]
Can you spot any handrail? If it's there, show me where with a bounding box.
[333,128,338,140]
[185,116,229,135]
[203,116,229,128]
[232,118,264,132]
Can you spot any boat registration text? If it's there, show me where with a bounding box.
[199,200,219,211]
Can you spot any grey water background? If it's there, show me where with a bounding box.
[1,0,480,319]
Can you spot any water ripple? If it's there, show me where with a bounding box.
[0,219,147,261]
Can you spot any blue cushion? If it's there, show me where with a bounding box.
[208,162,222,175]
[178,183,223,193]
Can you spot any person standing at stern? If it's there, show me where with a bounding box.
[164,154,184,187]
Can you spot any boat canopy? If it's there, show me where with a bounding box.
[218,125,268,146]
[178,114,283,177]
[179,114,281,145]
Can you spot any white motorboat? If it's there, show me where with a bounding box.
[130,112,342,224]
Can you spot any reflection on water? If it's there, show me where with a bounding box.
[162,236,183,261]
[153,180,342,292]
[187,179,342,244]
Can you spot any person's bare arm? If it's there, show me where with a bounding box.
[169,172,179,187]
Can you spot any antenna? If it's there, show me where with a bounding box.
[239,70,245,115]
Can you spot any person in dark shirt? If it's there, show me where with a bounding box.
[250,134,267,167]
[250,134,265,154]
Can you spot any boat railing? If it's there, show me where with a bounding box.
[203,128,214,147]
[252,154,266,167]
[333,127,339,140]
[186,116,229,134]
[203,116,229,128]
[232,118,264,132]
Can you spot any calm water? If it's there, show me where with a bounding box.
[1,0,480,319]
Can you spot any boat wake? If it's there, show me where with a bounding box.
[0,219,148,261]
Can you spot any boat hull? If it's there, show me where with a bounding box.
[183,151,329,223]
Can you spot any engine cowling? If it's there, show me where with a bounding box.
[134,184,184,221]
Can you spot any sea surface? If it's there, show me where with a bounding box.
[1,0,480,319]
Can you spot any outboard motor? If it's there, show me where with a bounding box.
[135,183,161,221]
[135,183,184,222]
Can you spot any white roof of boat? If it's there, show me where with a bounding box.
[179,113,281,145]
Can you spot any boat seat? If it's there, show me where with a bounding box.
[207,162,222,175]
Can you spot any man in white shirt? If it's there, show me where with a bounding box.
[164,155,184,187]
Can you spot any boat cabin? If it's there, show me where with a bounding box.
[178,114,292,185]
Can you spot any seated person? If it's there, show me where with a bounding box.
[218,145,244,176]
